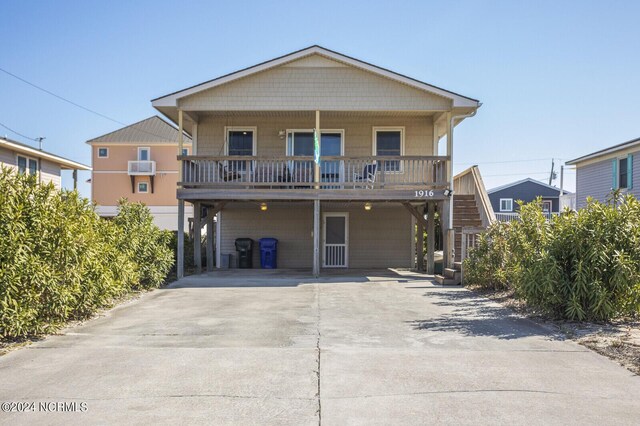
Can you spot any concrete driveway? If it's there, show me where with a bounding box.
[0,269,639,425]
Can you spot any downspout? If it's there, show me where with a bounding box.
[448,104,481,231]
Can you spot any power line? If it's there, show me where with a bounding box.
[0,67,180,143]
[0,67,123,125]
[455,157,553,166]
[0,121,39,142]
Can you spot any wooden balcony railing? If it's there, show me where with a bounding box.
[179,156,448,190]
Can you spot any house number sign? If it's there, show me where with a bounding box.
[414,190,435,197]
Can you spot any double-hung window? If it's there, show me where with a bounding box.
[500,198,513,212]
[17,155,38,176]
[613,154,634,190]
[226,127,256,173]
[373,127,404,172]
[619,157,629,189]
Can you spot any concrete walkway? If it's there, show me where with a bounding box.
[0,270,639,425]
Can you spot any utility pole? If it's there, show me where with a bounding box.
[559,165,564,196]
[548,159,556,185]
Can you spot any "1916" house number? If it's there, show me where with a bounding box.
[414,190,435,197]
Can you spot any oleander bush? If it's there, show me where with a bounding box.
[464,194,640,321]
[0,168,173,338]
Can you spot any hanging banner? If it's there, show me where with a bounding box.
[313,128,320,164]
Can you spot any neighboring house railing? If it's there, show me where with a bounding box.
[179,156,448,189]
[559,194,576,211]
[128,160,156,175]
[453,165,495,227]
[495,212,560,222]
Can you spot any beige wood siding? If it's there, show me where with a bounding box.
[219,203,411,269]
[178,56,452,112]
[196,113,434,156]
[40,159,61,189]
[0,147,61,189]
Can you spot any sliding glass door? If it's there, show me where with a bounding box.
[287,130,343,185]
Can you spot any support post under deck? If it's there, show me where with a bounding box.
[313,199,320,277]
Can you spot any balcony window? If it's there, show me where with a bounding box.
[373,128,404,172]
[138,147,150,161]
[226,127,256,172]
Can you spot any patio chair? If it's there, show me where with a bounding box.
[217,162,242,182]
[353,162,377,189]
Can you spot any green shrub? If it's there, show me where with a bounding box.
[0,168,173,338]
[113,200,174,289]
[464,195,640,321]
[462,221,512,290]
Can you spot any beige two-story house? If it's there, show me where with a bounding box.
[87,116,192,230]
[152,46,483,277]
[1,136,90,188]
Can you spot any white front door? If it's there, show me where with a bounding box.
[322,212,349,268]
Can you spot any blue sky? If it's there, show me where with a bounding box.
[2,0,640,197]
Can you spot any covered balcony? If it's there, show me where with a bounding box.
[178,155,449,201]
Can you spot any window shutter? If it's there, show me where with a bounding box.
[612,159,618,189]
[628,154,634,190]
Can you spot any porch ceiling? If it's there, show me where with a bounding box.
[155,108,443,134]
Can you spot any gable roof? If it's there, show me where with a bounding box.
[566,136,640,165]
[86,116,192,145]
[152,45,480,109]
[488,178,571,195]
[0,136,90,170]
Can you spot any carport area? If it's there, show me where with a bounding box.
[1,270,639,424]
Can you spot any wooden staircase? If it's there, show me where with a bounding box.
[453,195,483,263]
[434,194,483,285]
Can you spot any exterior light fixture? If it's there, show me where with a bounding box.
[364,202,372,211]
[278,130,286,139]
[260,203,268,211]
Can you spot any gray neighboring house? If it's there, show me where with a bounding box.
[488,178,569,214]
[566,136,639,209]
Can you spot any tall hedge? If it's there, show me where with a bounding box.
[464,195,640,321]
[0,168,174,337]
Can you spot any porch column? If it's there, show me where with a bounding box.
[444,111,455,268]
[416,205,425,272]
[194,202,202,274]
[216,212,222,269]
[206,208,214,272]
[313,199,320,277]
[72,169,78,190]
[177,109,186,279]
[426,201,436,274]
[177,199,185,279]
[314,110,320,189]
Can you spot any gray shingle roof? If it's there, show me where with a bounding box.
[86,116,192,144]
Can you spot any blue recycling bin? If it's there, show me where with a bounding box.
[259,238,278,269]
